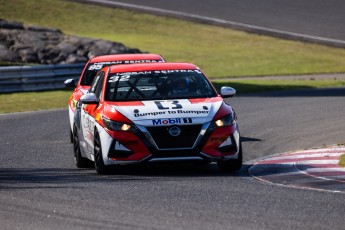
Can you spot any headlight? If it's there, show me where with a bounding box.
[215,113,236,127]
[102,117,132,131]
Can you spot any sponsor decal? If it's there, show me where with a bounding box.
[154,69,201,74]
[108,69,201,77]
[88,60,163,70]
[117,71,152,76]
[152,118,192,125]
[134,111,167,117]
[153,100,209,115]
[176,109,209,115]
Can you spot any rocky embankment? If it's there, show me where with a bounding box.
[0,19,141,65]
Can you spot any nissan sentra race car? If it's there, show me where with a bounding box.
[64,54,165,142]
[72,62,242,174]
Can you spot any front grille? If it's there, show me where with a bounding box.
[146,124,202,149]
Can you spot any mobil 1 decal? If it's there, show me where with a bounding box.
[152,118,193,125]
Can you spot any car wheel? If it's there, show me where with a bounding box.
[70,128,73,143]
[94,131,109,174]
[73,125,93,168]
[217,142,243,173]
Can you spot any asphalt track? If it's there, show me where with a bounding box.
[2,1,345,229]
[1,88,345,229]
[77,0,345,47]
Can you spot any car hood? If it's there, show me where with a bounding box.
[107,98,223,126]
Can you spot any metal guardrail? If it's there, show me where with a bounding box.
[0,63,85,93]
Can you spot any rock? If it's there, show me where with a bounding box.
[0,44,20,62]
[25,25,62,34]
[0,18,142,65]
[0,19,24,30]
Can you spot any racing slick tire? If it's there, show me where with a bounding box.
[217,142,243,173]
[70,128,73,143]
[73,125,93,168]
[94,130,109,174]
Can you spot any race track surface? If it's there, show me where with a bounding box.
[2,2,345,228]
[110,0,345,41]
[1,88,345,229]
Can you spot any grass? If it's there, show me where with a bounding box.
[1,79,344,114]
[1,0,345,78]
[0,90,71,113]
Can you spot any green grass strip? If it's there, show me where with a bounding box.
[0,90,71,114]
[1,79,344,114]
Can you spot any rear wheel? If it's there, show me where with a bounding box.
[73,126,93,168]
[217,142,243,173]
[94,131,109,174]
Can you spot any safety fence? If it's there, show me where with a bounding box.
[0,63,84,93]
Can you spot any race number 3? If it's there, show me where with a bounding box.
[155,101,182,110]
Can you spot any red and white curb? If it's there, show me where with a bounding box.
[249,146,345,193]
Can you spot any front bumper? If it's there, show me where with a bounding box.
[101,122,241,166]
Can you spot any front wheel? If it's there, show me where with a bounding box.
[94,131,109,174]
[217,143,243,173]
[70,128,73,143]
[73,125,93,168]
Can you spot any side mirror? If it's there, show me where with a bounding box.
[80,93,99,104]
[220,86,236,98]
[64,79,76,89]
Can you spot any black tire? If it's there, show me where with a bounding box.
[73,125,93,168]
[217,142,243,173]
[70,128,73,143]
[94,131,109,174]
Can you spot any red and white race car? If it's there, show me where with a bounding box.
[72,62,242,174]
[64,54,165,142]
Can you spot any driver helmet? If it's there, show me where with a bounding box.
[174,77,190,93]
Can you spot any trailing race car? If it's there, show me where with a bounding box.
[64,54,165,142]
[72,62,242,174]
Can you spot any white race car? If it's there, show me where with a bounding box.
[72,62,242,174]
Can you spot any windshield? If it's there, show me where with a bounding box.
[81,60,163,86]
[105,70,218,101]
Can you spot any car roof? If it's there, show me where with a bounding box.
[89,54,164,63]
[108,62,199,73]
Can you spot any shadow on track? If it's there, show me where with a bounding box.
[241,136,262,142]
[0,164,253,190]
[0,164,252,190]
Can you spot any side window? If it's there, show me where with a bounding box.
[91,72,105,100]
[89,74,101,93]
